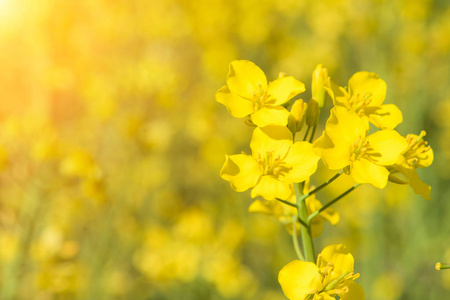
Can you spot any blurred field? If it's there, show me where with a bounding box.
[0,0,449,299]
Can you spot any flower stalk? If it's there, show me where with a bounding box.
[291,215,305,261]
[295,182,315,262]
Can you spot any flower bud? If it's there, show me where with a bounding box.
[306,98,320,127]
[312,64,330,108]
[288,99,307,133]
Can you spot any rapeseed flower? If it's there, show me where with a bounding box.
[329,72,402,129]
[278,244,364,300]
[221,126,319,200]
[388,131,433,199]
[314,107,407,189]
[216,60,305,127]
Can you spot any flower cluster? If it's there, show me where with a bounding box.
[217,60,434,299]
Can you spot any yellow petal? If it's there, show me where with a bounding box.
[310,217,325,238]
[284,141,320,182]
[313,106,368,171]
[250,175,291,200]
[250,126,293,160]
[329,83,349,106]
[251,175,291,200]
[220,154,261,192]
[315,293,336,300]
[216,85,254,118]
[313,132,351,170]
[340,282,365,300]
[251,106,290,127]
[306,196,339,226]
[317,244,354,280]
[409,168,431,200]
[248,199,279,215]
[391,165,431,200]
[325,107,369,149]
[365,130,408,165]
[348,71,386,107]
[418,146,434,168]
[351,158,389,189]
[365,104,403,129]
[320,207,339,225]
[266,76,305,106]
[278,260,322,300]
[226,60,267,99]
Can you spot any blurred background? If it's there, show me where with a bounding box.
[0,0,449,299]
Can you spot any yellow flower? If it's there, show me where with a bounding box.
[388,131,434,199]
[278,244,364,300]
[328,71,402,129]
[313,107,408,189]
[220,126,319,200]
[216,60,305,127]
[248,180,338,238]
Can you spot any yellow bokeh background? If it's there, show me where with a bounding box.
[0,0,449,299]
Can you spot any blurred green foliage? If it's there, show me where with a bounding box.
[0,0,449,299]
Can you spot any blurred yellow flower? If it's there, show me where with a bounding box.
[314,107,408,189]
[278,244,364,300]
[389,131,434,199]
[216,60,305,126]
[329,71,402,130]
[221,126,319,200]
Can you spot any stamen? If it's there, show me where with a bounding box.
[257,153,262,163]
[407,157,418,165]
[321,262,334,277]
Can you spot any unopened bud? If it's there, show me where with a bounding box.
[288,99,307,133]
[312,64,330,108]
[436,262,450,270]
[306,98,320,127]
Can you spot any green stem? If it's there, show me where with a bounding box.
[276,198,298,209]
[308,183,361,223]
[291,215,305,261]
[295,182,315,263]
[300,170,344,204]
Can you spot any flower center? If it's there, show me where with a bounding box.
[256,151,288,177]
[350,135,370,161]
[252,84,268,111]
[403,131,431,167]
[348,92,372,115]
